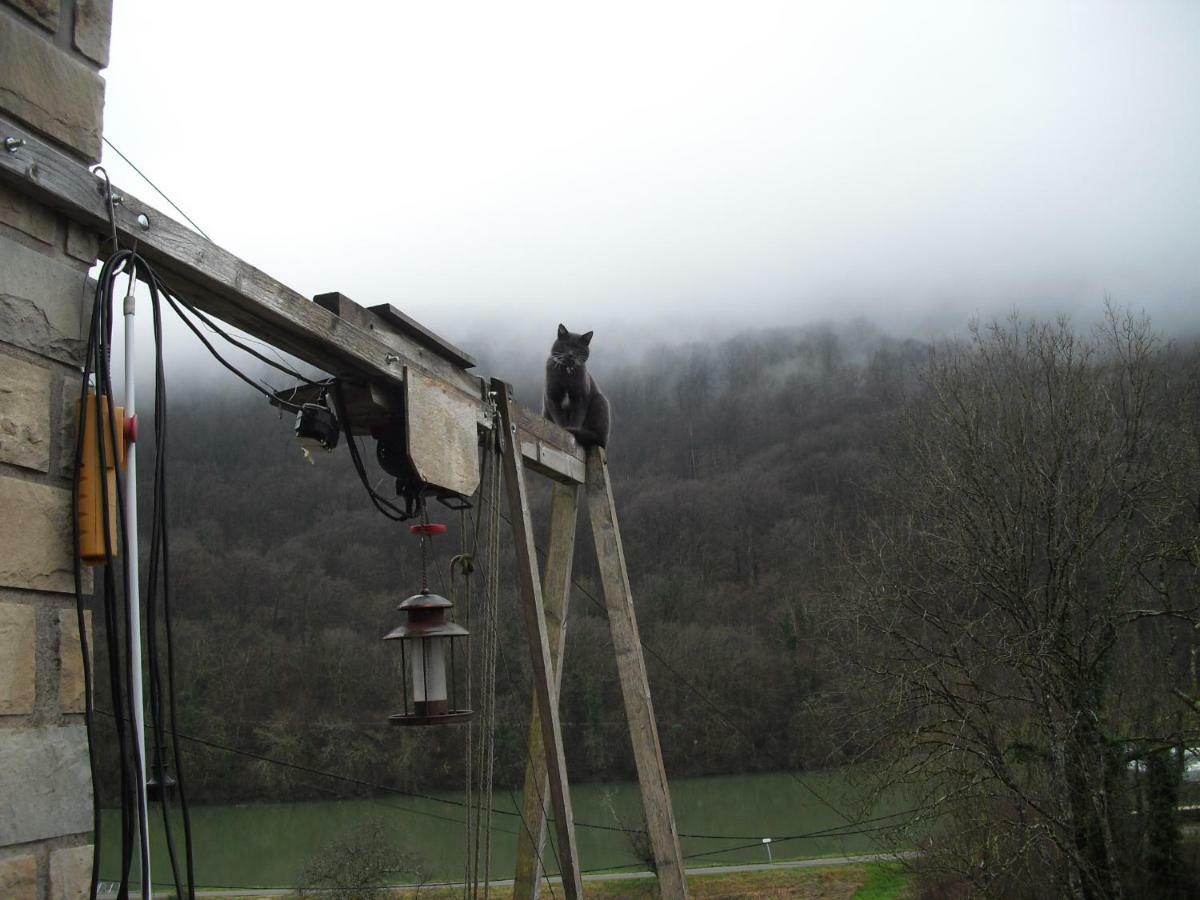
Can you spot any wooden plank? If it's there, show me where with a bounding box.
[405,367,481,497]
[513,481,580,900]
[493,378,584,899]
[517,407,586,484]
[0,115,588,475]
[369,302,477,369]
[585,447,689,899]
[315,292,477,371]
[520,440,587,486]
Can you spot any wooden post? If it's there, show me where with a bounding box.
[585,447,690,898]
[492,379,584,899]
[513,481,580,900]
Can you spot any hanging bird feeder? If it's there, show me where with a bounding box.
[384,522,473,725]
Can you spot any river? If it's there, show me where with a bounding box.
[100,770,913,889]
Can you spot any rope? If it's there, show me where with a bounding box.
[465,421,504,899]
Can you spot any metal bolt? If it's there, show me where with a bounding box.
[385,353,401,364]
[4,136,25,153]
[97,182,122,204]
[136,213,150,231]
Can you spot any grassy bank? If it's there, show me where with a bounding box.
[379,862,912,898]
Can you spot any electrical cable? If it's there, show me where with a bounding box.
[159,290,305,410]
[330,379,413,521]
[144,269,195,899]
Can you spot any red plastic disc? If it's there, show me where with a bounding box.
[410,523,448,536]
[124,414,138,445]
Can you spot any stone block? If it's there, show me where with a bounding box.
[0,181,56,245]
[0,351,53,472]
[58,607,91,713]
[0,237,89,366]
[58,374,81,479]
[0,601,36,715]
[4,0,59,32]
[0,724,92,845]
[0,477,75,593]
[0,14,105,161]
[0,853,37,900]
[49,844,92,900]
[73,0,112,67]
[65,221,100,264]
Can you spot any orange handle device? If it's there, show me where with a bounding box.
[77,392,126,566]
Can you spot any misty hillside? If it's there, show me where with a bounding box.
[94,322,922,802]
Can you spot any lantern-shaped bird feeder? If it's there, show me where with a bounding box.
[384,522,473,725]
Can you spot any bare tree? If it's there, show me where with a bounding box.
[841,309,1200,898]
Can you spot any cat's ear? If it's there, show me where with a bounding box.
[557,323,568,339]
[581,331,594,345]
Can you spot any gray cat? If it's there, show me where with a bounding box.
[543,324,610,448]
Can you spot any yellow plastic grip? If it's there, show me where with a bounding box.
[76,392,125,566]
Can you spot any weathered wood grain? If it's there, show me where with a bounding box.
[585,447,690,899]
[513,481,580,899]
[369,302,477,369]
[493,379,584,899]
[405,366,481,497]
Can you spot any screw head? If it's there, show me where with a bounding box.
[4,136,25,153]
[136,213,150,230]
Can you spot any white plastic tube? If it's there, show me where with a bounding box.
[123,289,152,899]
[411,637,449,704]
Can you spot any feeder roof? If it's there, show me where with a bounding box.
[383,621,470,641]
[397,591,453,611]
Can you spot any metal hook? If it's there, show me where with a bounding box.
[91,165,121,250]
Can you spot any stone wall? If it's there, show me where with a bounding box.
[0,0,111,897]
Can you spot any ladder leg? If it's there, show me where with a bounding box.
[493,379,585,898]
[585,446,690,898]
[513,481,580,900]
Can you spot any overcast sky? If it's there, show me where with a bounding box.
[100,0,1200,358]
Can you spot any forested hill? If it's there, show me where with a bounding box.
[102,322,926,802]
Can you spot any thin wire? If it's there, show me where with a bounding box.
[102,136,212,240]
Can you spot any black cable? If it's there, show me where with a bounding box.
[71,274,107,900]
[143,270,194,899]
[169,291,313,385]
[160,291,304,410]
[330,379,413,521]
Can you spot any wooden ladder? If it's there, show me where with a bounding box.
[495,380,689,899]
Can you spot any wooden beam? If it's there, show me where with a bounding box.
[517,407,586,484]
[368,302,478,369]
[493,379,584,899]
[585,447,689,898]
[513,481,580,900]
[0,114,587,482]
